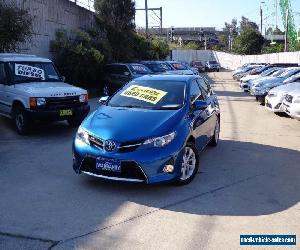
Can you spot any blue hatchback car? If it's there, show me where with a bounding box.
[73,75,220,185]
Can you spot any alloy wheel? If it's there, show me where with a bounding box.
[180,146,196,181]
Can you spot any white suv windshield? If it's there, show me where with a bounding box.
[7,62,61,84]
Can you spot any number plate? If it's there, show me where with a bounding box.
[60,109,73,116]
[96,157,121,172]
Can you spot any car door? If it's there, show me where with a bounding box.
[0,62,11,115]
[197,78,218,138]
[189,79,211,150]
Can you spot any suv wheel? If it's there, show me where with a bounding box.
[175,142,199,185]
[12,105,31,135]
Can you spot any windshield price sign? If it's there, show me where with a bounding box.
[121,85,167,104]
[15,64,45,80]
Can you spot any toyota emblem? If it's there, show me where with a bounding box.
[104,140,117,152]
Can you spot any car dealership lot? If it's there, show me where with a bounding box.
[0,72,300,250]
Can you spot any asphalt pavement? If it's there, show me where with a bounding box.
[0,72,299,250]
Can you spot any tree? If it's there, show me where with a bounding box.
[233,28,265,55]
[222,19,238,50]
[262,43,284,53]
[94,0,135,61]
[0,2,32,52]
[240,16,259,32]
[50,29,105,88]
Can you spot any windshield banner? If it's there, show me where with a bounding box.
[121,85,167,104]
[15,64,45,80]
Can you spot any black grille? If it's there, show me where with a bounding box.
[41,96,81,110]
[80,157,147,181]
[89,135,104,149]
[285,95,293,103]
[118,140,143,153]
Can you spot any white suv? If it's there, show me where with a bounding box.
[0,54,90,134]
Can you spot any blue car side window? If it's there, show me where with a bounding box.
[190,80,203,103]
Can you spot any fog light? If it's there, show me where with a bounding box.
[163,164,174,173]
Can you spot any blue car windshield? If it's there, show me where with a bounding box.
[108,80,186,110]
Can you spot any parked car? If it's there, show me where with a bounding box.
[205,60,220,72]
[140,61,173,74]
[191,61,205,72]
[250,67,300,103]
[179,61,199,75]
[73,75,220,185]
[0,53,90,134]
[233,65,264,81]
[240,67,280,92]
[265,81,300,113]
[282,89,300,120]
[103,63,152,95]
[164,61,195,75]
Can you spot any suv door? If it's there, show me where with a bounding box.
[0,63,10,115]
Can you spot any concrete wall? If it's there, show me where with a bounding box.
[172,49,300,70]
[3,0,94,58]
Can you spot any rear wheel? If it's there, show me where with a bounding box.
[175,142,199,185]
[12,105,31,135]
[209,118,220,147]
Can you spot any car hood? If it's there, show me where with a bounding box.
[253,77,281,87]
[14,82,86,97]
[270,82,300,95]
[241,75,259,81]
[83,105,186,142]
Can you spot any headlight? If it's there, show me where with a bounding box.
[144,132,176,147]
[36,97,46,106]
[79,94,88,103]
[76,126,90,145]
[294,96,300,103]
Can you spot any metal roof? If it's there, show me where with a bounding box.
[0,53,52,63]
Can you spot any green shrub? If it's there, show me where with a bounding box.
[50,29,105,89]
[0,2,32,52]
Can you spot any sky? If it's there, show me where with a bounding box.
[134,0,300,31]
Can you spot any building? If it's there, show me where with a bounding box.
[3,0,95,57]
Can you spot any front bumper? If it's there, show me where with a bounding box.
[72,136,185,184]
[282,101,300,120]
[26,103,90,121]
[265,96,284,112]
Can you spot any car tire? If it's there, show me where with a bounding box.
[209,118,220,147]
[67,117,83,127]
[12,105,31,135]
[175,142,200,185]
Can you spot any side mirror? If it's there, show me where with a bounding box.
[61,76,66,82]
[99,96,109,104]
[193,100,208,110]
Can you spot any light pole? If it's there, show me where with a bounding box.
[260,1,265,34]
[145,0,149,35]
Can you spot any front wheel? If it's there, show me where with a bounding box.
[175,142,199,185]
[12,106,31,135]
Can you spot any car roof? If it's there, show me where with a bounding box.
[0,53,52,63]
[134,74,197,82]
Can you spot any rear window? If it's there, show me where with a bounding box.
[129,64,150,75]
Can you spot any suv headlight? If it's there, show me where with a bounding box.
[36,97,46,106]
[76,126,90,145]
[79,94,88,103]
[144,132,176,147]
[294,96,300,103]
